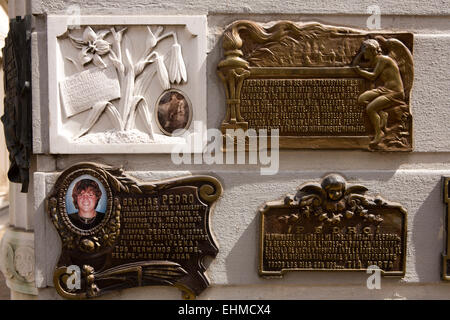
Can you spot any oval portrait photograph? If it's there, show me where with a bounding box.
[65,174,108,230]
[156,89,192,136]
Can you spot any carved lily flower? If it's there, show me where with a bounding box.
[168,43,187,83]
[69,26,111,68]
[155,53,170,90]
[146,26,157,49]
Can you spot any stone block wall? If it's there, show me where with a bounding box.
[1,0,449,299]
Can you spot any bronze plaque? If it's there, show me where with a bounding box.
[218,21,414,151]
[1,16,32,192]
[259,174,407,277]
[48,163,222,299]
[442,177,450,280]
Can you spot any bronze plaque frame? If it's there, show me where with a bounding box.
[442,177,450,280]
[217,21,414,152]
[48,162,222,299]
[259,174,407,277]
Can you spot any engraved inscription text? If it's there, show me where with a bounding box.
[241,79,367,135]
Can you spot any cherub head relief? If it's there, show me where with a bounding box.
[298,174,367,213]
[295,174,382,225]
[321,174,347,202]
[279,174,384,231]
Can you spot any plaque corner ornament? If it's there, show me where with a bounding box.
[217,20,414,152]
[259,173,407,277]
[49,162,222,299]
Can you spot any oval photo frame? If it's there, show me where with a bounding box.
[155,89,193,136]
[57,168,113,236]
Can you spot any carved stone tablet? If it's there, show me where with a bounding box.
[259,174,407,277]
[48,163,222,299]
[218,21,414,151]
[47,16,207,153]
[442,177,450,280]
[59,66,121,118]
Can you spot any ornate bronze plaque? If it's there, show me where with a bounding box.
[442,177,450,280]
[259,174,407,277]
[48,163,222,299]
[1,16,32,192]
[218,21,414,151]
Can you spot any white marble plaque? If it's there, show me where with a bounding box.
[47,16,207,153]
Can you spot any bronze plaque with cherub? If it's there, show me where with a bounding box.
[47,162,222,299]
[218,21,414,151]
[259,174,407,277]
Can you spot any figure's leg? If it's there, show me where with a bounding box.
[358,90,381,106]
[366,95,395,144]
[380,111,388,130]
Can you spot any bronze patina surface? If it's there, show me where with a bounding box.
[1,16,32,192]
[442,177,450,280]
[259,174,407,277]
[217,21,414,151]
[48,162,222,299]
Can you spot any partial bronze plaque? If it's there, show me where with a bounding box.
[442,177,450,280]
[218,21,414,151]
[2,16,32,192]
[259,174,407,277]
[48,163,222,299]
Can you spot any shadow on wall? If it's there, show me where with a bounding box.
[413,180,445,282]
[224,210,260,284]
[221,172,406,290]
[0,271,10,300]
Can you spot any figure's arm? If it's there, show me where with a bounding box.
[351,51,363,66]
[351,51,372,68]
[355,58,385,81]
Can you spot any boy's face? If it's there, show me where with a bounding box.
[327,185,343,201]
[77,187,98,214]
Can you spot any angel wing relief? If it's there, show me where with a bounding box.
[58,26,188,141]
[48,163,221,299]
[260,174,407,277]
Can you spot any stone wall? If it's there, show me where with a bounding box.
[3,0,450,299]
